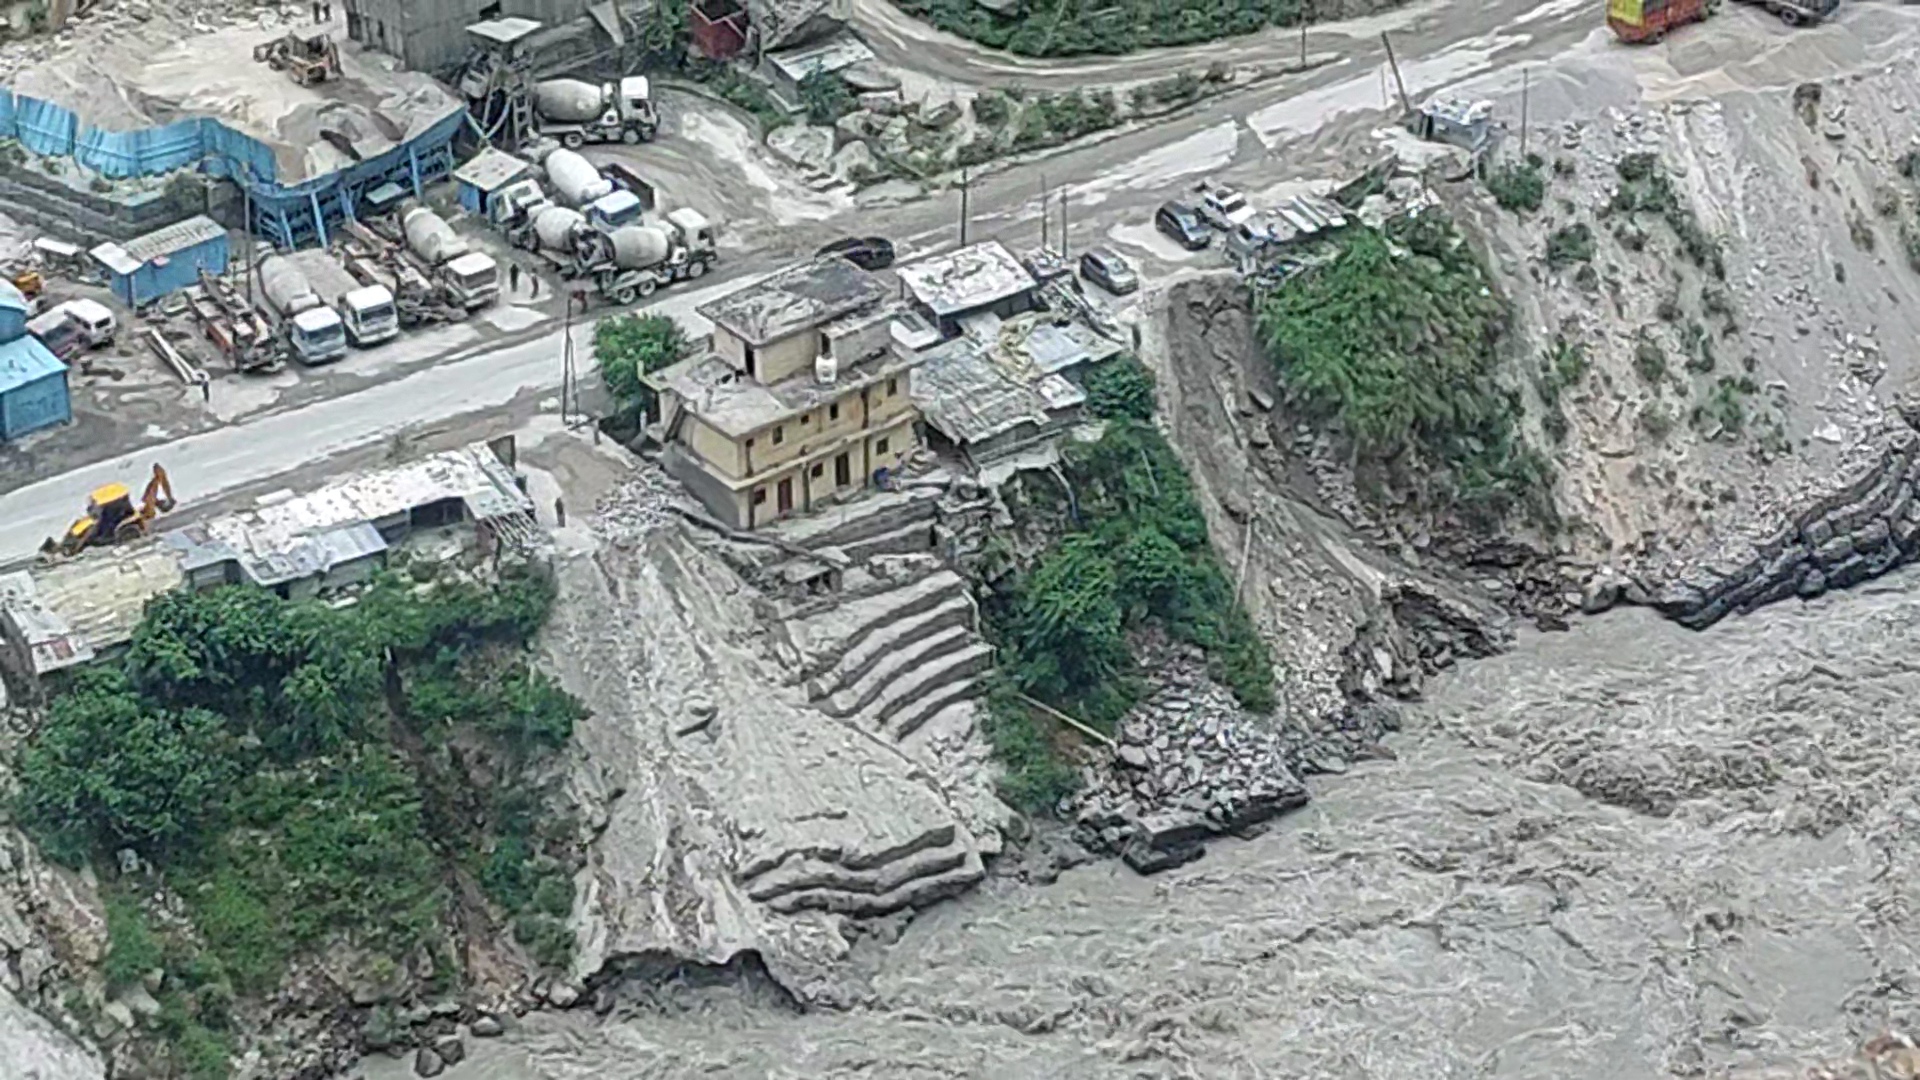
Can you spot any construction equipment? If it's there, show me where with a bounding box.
[43,464,176,558]
[1608,0,1718,42]
[575,208,716,305]
[8,269,42,300]
[189,269,282,373]
[532,77,658,148]
[253,31,342,86]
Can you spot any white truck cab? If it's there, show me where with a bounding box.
[288,306,348,365]
[442,252,500,309]
[339,285,399,347]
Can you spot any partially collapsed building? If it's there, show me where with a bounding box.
[0,442,537,695]
[646,257,925,529]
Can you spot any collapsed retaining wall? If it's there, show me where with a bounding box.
[1654,422,1920,630]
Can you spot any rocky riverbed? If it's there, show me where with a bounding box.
[346,554,1920,1080]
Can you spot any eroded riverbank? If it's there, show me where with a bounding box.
[359,559,1920,1080]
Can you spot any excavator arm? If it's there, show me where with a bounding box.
[140,464,176,519]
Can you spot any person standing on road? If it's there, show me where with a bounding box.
[509,262,522,296]
[312,0,322,22]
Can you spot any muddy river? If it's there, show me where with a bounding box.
[355,563,1920,1080]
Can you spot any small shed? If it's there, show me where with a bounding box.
[0,335,72,441]
[454,148,533,217]
[691,0,749,60]
[91,215,230,309]
[0,280,27,342]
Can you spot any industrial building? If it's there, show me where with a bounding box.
[453,147,535,218]
[0,281,71,442]
[89,216,231,309]
[341,0,598,73]
[0,441,539,693]
[645,258,926,529]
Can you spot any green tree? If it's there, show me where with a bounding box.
[797,68,856,126]
[1083,355,1156,420]
[594,313,690,417]
[15,669,239,864]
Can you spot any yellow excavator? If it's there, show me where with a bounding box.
[43,464,176,559]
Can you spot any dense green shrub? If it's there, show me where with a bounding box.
[1255,211,1552,527]
[1545,222,1594,268]
[596,313,690,418]
[983,421,1276,755]
[1486,161,1545,213]
[888,0,1388,58]
[1083,355,1156,420]
[17,566,585,1072]
[798,70,856,126]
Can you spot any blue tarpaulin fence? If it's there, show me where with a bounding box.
[0,86,463,250]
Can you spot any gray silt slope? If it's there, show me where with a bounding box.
[543,515,998,991]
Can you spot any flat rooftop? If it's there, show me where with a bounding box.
[896,241,1037,319]
[651,347,921,440]
[5,20,462,183]
[696,258,888,347]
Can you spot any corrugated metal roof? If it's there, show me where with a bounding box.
[897,241,1038,318]
[454,148,531,192]
[0,335,66,395]
[120,215,226,265]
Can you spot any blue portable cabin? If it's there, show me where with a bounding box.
[453,147,533,220]
[91,215,230,308]
[0,334,72,441]
[0,279,26,342]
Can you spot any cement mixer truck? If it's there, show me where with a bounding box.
[534,76,658,149]
[258,255,348,366]
[543,148,614,209]
[511,204,589,269]
[576,208,717,305]
[402,206,500,310]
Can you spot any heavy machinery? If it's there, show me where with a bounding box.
[254,31,342,86]
[400,207,500,309]
[1608,0,1718,42]
[44,465,176,558]
[576,208,716,305]
[259,255,348,365]
[533,77,658,148]
[189,269,282,373]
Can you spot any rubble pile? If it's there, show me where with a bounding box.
[0,0,290,81]
[1068,649,1315,874]
[591,463,683,543]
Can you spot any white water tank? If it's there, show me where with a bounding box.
[814,350,838,386]
[544,148,613,207]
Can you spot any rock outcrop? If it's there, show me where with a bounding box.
[1654,422,1920,628]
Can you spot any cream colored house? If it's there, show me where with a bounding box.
[644,258,925,529]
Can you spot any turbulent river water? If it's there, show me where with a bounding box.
[367,566,1920,1079]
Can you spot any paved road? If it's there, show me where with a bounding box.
[0,0,1599,558]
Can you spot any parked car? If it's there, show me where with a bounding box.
[1078,247,1138,295]
[817,236,897,271]
[1196,184,1254,231]
[1155,202,1213,250]
[26,310,88,362]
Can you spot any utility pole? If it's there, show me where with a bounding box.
[1380,31,1410,118]
[958,167,970,246]
[1040,173,1050,250]
[1299,22,1306,69]
[1520,66,1531,159]
[1058,189,1068,258]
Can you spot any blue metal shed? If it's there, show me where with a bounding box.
[90,215,230,308]
[0,280,27,342]
[0,335,71,440]
[453,148,532,218]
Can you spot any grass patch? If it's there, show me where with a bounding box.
[884,0,1391,58]
[1255,210,1553,528]
[1545,222,1594,268]
[1486,160,1545,213]
[1607,152,1725,279]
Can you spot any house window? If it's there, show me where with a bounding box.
[746,437,755,449]
[876,437,890,455]
[829,403,840,422]
[810,463,824,478]
[801,412,811,426]
[887,378,898,396]
[772,425,785,445]
[752,487,767,505]
[744,344,757,376]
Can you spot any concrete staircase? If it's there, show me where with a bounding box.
[788,567,991,742]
